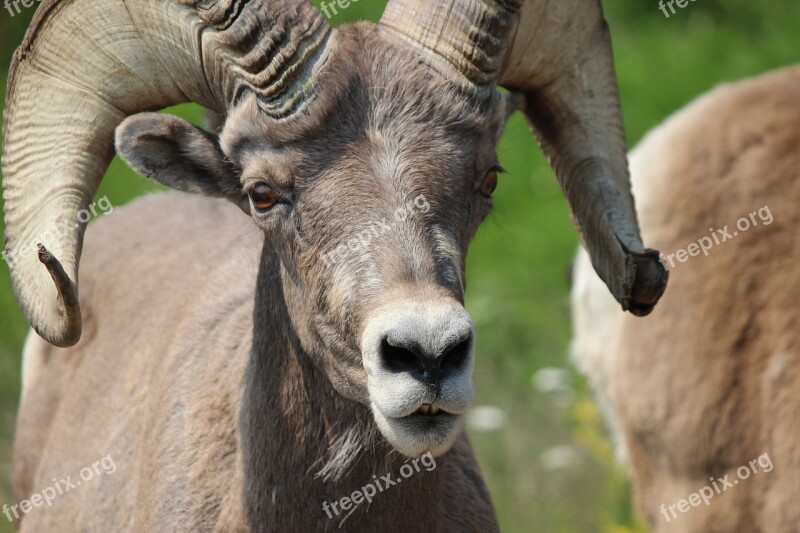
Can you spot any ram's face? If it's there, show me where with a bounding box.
[219,37,509,456]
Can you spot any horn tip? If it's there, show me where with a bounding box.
[35,243,82,347]
[622,249,669,317]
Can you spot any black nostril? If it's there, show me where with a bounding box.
[380,338,422,374]
[441,337,471,371]
[379,333,472,378]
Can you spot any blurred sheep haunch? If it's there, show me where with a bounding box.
[572,65,800,532]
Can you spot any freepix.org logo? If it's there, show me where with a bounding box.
[2,196,115,269]
[322,452,437,520]
[2,455,117,523]
[4,0,43,18]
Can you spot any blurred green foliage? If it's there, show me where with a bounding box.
[0,1,797,531]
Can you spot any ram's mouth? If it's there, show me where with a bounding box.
[397,404,459,430]
[413,403,450,416]
[371,402,464,457]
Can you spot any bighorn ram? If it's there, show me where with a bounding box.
[3,0,667,530]
[572,65,799,532]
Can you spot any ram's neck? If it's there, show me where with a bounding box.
[240,245,444,531]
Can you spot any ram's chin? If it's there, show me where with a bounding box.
[372,405,463,458]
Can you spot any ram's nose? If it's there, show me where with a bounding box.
[361,297,476,398]
[377,320,473,385]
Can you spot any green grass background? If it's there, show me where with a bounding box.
[0,1,796,531]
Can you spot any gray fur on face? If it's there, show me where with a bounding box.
[219,24,507,407]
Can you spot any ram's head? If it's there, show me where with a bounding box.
[2,0,667,457]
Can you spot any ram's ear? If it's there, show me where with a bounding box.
[115,113,250,214]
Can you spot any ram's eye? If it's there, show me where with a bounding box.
[249,183,279,211]
[479,170,499,198]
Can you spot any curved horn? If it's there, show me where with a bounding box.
[380,0,668,316]
[2,0,333,346]
[379,0,517,100]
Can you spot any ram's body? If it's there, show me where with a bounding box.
[572,65,800,531]
[16,193,493,531]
